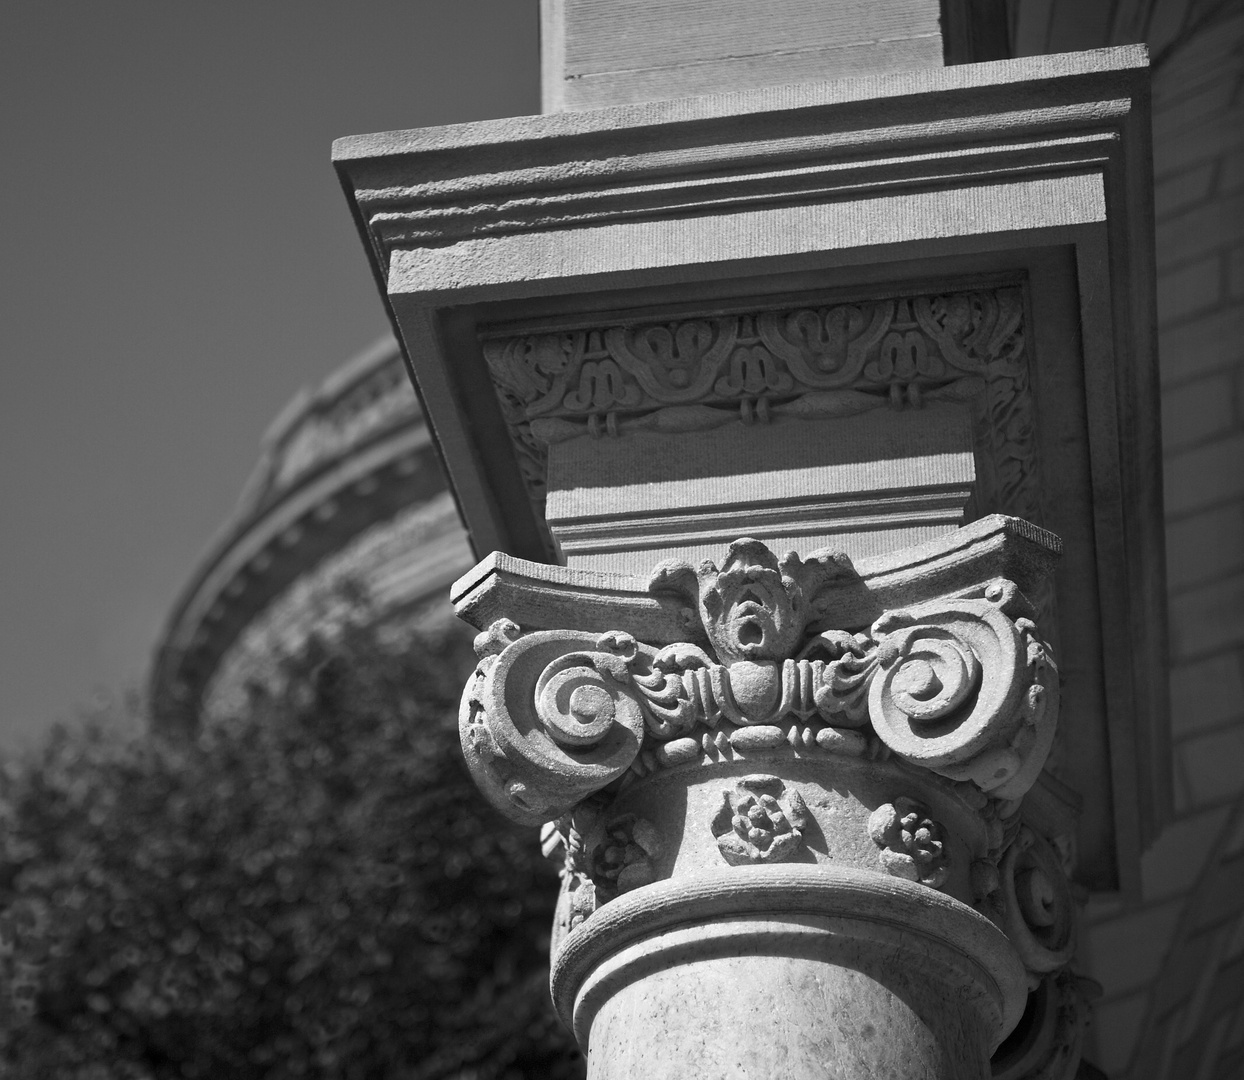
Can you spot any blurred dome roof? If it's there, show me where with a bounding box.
[149,337,473,731]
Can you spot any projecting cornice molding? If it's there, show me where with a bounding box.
[337,50,1141,279]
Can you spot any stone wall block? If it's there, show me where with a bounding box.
[1221,145,1244,195]
[1157,255,1223,325]
[1156,193,1244,273]
[1228,245,1244,301]
[1163,435,1244,518]
[1153,102,1244,176]
[1159,307,1244,386]
[1160,368,1235,455]
[1169,572,1244,660]
[1085,899,1184,999]
[1165,504,1244,591]
[1140,806,1232,902]
[1177,727,1244,807]
[1168,652,1244,738]
[1155,161,1216,220]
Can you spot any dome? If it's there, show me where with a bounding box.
[148,337,474,731]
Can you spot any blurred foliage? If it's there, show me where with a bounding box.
[0,620,584,1079]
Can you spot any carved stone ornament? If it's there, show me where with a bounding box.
[998,825,1077,985]
[710,775,809,866]
[480,288,1040,523]
[991,970,1099,1080]
[868,797,950,888]
[590,815,662,897]
[458,536,1058,825]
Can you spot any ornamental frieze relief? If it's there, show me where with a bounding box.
[480,288,1040,525]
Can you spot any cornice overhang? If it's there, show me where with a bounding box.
[334,45,1166,892]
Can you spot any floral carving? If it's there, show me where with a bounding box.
[711,775,808,865]
[868,798,950,888]
[590,815,662,898]
[998,825,1076,984]
[480,288,1039,524]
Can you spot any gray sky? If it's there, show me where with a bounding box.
[0,1,538,749]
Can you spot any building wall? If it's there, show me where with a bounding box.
[1069,6,1244,1075]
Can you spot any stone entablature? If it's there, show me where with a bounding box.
[482,285,1042,576]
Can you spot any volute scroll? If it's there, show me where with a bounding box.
[460,535,1061,827]
[459,626,650,825]
[868,584,1059,800]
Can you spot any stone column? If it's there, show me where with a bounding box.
[456,520,1079,1078]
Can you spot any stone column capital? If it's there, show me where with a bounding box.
[461,527,1058,825]
[454,520,1086,1076]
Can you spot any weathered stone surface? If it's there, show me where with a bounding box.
[485,288,1036,572]
[543,404,978,573]
[553,867,1027,1078]
[541,0,945,112]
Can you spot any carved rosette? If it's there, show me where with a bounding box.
[710,775,809,866]
[869,797,950,888]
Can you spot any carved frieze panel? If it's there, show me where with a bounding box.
[479,287,1040,529]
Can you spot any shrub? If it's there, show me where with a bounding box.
[0,625,583,1079]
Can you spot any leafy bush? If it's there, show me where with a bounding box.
[0,625,584,1079]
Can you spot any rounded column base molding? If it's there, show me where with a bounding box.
[552,865,1027,1080]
